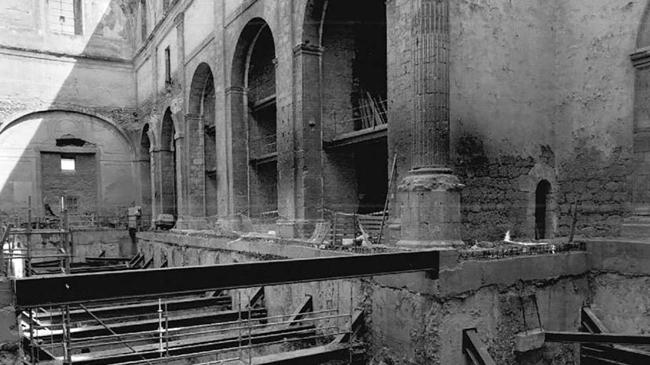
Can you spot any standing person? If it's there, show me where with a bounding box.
[127,204,142,255]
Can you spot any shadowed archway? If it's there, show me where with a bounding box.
[230,18,278,219]
[188,63,217,217]
[160,108,177,218]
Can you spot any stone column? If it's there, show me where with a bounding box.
[185,113,206,219]
[225,86,249,218]
[398,0,463,248]
[276,43,325,238]
[150,147,163,225]
[173,129,185,222]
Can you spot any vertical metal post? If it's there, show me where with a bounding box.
[26,196,32,277]
[337,280,341,332]
[349,281,353,364]
[248,294,252,365]
[238,291,242,360]
[158,298,163,357]
[63,305,72,365]
[28,309,35,365]
[63,204,70,274]
[164,301,169,357]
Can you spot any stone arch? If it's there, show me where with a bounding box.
[1,108,135,156]
[521,163,558,239]
[188,63,215,116]
[0,109,137,218]
[189,63,218,216]
[303,0,389,214]
[230,17,278,218]
[160,108,178,219]
[301,0,328,47]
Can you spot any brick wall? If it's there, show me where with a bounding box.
[41,152,98,215]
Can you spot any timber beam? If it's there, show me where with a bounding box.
[14,251,439,308]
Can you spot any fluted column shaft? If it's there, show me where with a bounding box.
[411,0,450,171]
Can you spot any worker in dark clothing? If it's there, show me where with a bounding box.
[127,205,142,255]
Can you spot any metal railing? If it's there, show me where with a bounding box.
[21,284,358,365]
[329,96,388,138]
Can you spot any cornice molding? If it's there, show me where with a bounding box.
[631,47,650,69]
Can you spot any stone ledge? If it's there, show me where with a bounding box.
[584,238,650,275]
[438,251,589,298]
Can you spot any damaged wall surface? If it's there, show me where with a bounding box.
[137,232,650,365]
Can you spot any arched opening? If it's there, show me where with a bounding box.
[140,124,152,224]
[317,0,388,213]
[231,18,278,219]
[535,180,552,239]
[189,63,217,217]
[160,109,177,219]
[0,110,136,219]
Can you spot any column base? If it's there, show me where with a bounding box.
[397,168,464,247]
[396,239,463,249]
[276,219,323,239]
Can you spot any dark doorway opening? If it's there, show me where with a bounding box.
[535,180,551,239]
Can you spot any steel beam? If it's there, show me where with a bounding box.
[462,328,496,365]
[14,251,439,308]
[545,331,650,345]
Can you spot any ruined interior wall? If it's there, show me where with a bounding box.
[552,0,643,238]
[321,21,358,212]
[0,111,137,218]
[443,0,642,241]
[40,152,98,214]
[0,0,133,60]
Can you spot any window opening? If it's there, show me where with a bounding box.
[60,156,76,172]
[165,46,172,85]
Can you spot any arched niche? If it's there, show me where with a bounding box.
[160,108,178,219]
[230,18,278,219]
[303,0,389,214]
[189,63,218,217]
[0,110,136,218]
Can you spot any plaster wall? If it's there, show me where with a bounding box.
[0,53,135,125]
[136,56,154,104]
[184,0,215,58]
[0,0,133,60]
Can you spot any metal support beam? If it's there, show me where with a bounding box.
[580,307,650,365]
[462,328,496,365]
[14,251,439,308]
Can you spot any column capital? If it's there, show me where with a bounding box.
[293,43,323,57]
[184,113,202,121]
[174,131,185,140]
[225,85,246,95]
[631,47,650,69]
